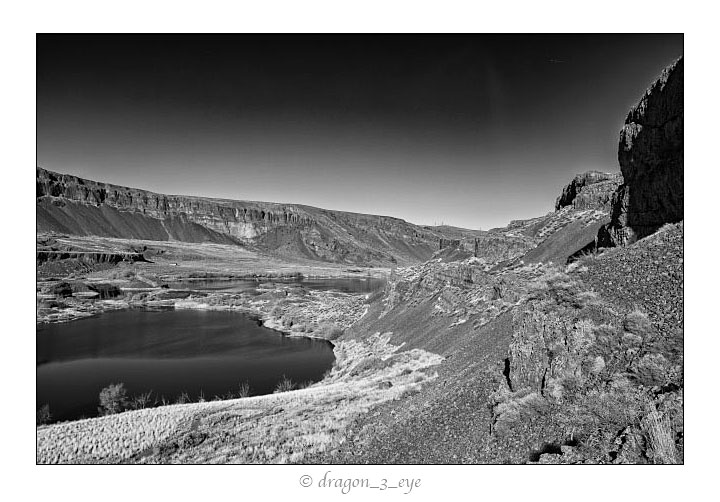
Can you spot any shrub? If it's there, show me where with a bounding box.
[624,310,653,336]
[572,291,600,309]
[175,392,190,404]
[98,383,128,415]
[633,353,672,387]
[238,381,251,398]
[130,390,153,410]
[36,404,52,425]
[274,375,296,393]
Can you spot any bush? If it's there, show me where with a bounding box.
[274,375,296,393]
[98,383,128,415]
[623,310,653,335]
[572,291,600,309]
[36,404,52,425]
[238,381,251,398]
[130,390,153,410]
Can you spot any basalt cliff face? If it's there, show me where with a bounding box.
[555,171,623,211]
[600,57,684,247]
[36,168,469,266]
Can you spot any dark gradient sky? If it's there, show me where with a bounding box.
[37,34,683,230]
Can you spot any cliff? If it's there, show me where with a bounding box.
[599,57,684,246]
[555,171,623,211]
[36,168,477,266]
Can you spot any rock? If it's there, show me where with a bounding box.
[555,171,623,211]
[537,453,562,464]
[42,281,73,297]
[599,57,683,247]
[439,238,461,250]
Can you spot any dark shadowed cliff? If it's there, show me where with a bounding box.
[600,57,683,247]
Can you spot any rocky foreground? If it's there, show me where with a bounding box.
[323,223,683,464]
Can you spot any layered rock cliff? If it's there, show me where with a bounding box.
[600,57,684,246]
[36,167,475,266]
[555,171,623,211]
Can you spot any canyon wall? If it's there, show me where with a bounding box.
[599,57,684,247]
[37,168,463,266]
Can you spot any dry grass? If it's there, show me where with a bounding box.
[642,410,678,464]
[273,375,296,393]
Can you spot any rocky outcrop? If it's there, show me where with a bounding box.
[36,251,148,265]
[599,57,683,246]
[438,238,462,250]
[555,171,623,211]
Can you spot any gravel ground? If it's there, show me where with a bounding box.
[312,304,521,464]
[576,222,683,340]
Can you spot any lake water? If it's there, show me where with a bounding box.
[37,309,335,422]
[166,276,387,294]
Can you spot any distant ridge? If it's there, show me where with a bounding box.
[36,167,482,266]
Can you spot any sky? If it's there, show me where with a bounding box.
[37,34,683,230]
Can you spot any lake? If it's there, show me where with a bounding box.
[165,276,387,294]
[36,309,335,422]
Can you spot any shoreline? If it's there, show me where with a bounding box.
[37,270,381,329]
[37,330,444,464]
